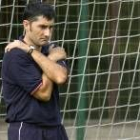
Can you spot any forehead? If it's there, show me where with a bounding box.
[32,16,54,26]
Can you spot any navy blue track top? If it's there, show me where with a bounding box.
[2,43,67,126]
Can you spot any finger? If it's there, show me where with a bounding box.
[13,40,20,44]
[14,40,20,46]
[48,44,55,52]
[5,47,9,53]
[5,48,7,53]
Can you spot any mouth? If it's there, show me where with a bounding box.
[39,39,49,45]
[41,38,47,41]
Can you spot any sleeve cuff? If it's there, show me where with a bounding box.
[30,82,43,95]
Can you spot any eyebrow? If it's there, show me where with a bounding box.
[39,24,54,28]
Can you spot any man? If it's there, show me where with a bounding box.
[2,2,68,140]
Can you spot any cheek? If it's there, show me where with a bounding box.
[31,30,40,39]
[30,26,41,35]
[35,30,44,38]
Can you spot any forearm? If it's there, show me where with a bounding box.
[31,49,68,84]
[33,73,53,102]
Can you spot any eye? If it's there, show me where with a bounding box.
[49,26,54,30]
[40,25,46,29]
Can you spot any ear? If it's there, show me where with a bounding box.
[23,20,30,30]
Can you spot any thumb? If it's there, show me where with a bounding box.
[48,43,58,52]
[48,44,54,52]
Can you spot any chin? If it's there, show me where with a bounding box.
[41,41,48,46]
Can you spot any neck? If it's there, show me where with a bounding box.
[23,36,41,51]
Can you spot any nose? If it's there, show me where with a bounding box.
[44,28,51,37]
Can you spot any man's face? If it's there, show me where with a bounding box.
[24,16,54,46]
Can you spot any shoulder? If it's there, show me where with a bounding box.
[2,49,33,69]
[3,48,30,62]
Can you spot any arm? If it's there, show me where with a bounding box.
[5,41,68,102]
[30,48,68,84]
[5,40,68,84]
[32,73,53,102]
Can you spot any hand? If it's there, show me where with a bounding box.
[48,44,67,61]
[5,40,29,53]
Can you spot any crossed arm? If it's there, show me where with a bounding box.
[5,40,68,101]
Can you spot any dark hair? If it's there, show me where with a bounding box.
[23,2,55,21]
